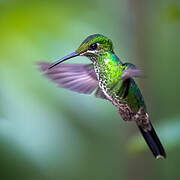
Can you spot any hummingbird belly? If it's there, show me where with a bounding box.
[98,72,148,124]
[99,80,137,121]
[93,60,147,123]
[100,81,150,130]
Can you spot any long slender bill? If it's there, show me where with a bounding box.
[48,52,79,69]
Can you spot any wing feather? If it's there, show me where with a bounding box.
[122,63,144,81]
[37,62,99,94]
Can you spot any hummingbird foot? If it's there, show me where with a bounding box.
[133,108,151,132]
[118,104,134,122]
[118,105,151,132]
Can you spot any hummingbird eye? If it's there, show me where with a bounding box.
[89,43,98,50]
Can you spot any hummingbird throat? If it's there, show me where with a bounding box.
[88,52,124,103]
[89,52,124,86]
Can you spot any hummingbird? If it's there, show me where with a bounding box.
[38,34,166,159]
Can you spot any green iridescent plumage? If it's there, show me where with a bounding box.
[76,34,114,54]
[76,35,145,113]
[38,34,166,159]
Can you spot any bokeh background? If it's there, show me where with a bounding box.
[0,0,180,179]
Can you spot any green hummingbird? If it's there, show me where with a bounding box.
[38,34,166,159]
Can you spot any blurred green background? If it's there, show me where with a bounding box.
[0,0,180,179]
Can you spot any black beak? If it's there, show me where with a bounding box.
[48,52,79,69]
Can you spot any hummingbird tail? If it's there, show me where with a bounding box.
[137,122,166,159]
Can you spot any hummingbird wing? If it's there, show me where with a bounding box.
[94,87,107,99]
[122,63,144,81]
[37,62,99,94]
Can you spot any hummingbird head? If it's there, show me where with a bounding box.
[49,34,114,69]
[76,34,114,56]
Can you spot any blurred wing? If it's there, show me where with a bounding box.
[94,87,107,99]
[37,62,99,94]
[122,63,144,81]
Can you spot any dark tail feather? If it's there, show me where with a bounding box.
[137,122,166,159]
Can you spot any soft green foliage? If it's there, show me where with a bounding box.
[163,3,180,22]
